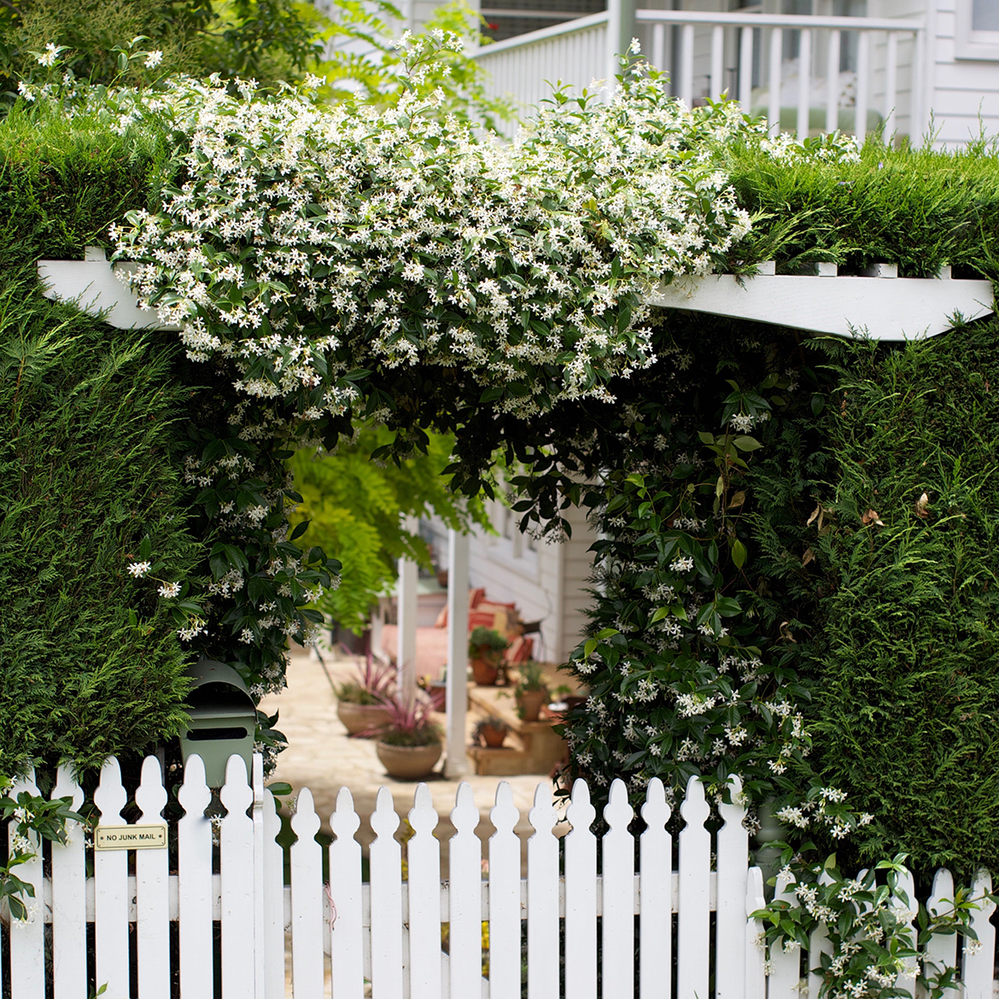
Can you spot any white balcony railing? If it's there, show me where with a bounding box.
[474,7,926,142]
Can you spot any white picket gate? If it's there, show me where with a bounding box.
[4,754,998,999]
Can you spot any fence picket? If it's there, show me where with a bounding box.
[716,776,749,999]
[251,755,267,999]
[807,914,832,999]
[369,785,404,998]
[767,871,800,999]
[9,769,44,999]
[891,868,918,994]
[527,782,559,999]
[220,755,255,999]
[94,757,130,998]
[11,758,999,999]
[261,781,286,999]
[449,781,483,997]
[602,779,635,997]
[136,755,170,999]
[177,754,214,999]
[407,783,442,999]
[329,787,365,999]
[964,870,996,999]
[677,775,711,999]
[50,765,86,999]
[923,869,956,985]
[804,871,833,999]
[488,781,522,999]
[291,786,325,995]
[640,779,672,999]
[564,779,597,999]
[744,867,767,999]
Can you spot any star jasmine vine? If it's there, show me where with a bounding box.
[108,54,757,423]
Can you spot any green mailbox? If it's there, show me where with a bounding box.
[178,658,257,786]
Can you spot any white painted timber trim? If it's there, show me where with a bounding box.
[37,251,995,341]
[649,264,995,340]
[37,246,179,331]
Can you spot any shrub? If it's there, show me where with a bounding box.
[0,281,197,775]
[794,317,999,876]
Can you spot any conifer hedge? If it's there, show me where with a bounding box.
[0,288,197,775]
[799,319,999,875]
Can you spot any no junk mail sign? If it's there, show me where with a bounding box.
[94,823,168,851]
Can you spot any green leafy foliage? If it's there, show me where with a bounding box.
[723,136,999,279]
[314,0,513,129]
[0,102,172,272]
[0,0,323,96]
[791,319,999,876]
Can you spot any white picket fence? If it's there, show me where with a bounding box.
[5,754,998,999]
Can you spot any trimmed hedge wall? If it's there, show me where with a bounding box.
[802,319,999,875]
[0,286,197,775]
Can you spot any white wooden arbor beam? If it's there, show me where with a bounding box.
[40,249,996,344]
[649,261,995,340]
[37,247,179,331]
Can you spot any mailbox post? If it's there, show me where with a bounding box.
[178,658,257,786]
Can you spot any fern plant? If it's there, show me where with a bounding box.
[289,421,491,635]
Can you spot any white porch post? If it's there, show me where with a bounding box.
[396,518,419,705]
[444,529,470,778]
[605,0,636,94]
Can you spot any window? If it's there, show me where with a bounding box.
[956,0,999,60]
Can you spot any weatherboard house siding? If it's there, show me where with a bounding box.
[424,501,596,665]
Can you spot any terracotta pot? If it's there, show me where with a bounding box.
[516,689,548,722]
[479,724,507,748]
[337,701,392,737]
[376,740,442,779]
[426,681,447,712]
[470,657,500,686]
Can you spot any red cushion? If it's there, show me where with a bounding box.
[504,635,534,662]
[468,609,503,631]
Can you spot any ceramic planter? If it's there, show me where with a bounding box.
[337,701,392,737]
[376,740,442,779]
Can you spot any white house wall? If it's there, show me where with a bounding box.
[876,0,999,144]
[425,501,597,665]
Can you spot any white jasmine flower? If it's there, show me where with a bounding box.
[144,50,163,69]
[128,561,151,578]
[158,581,182,598]
[36,43,61,67]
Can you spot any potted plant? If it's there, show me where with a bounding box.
[334,659,395,736]
[473,715,510,748]
[514,661,549,722]
[468,626,509,686]
[375,695,443,779]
